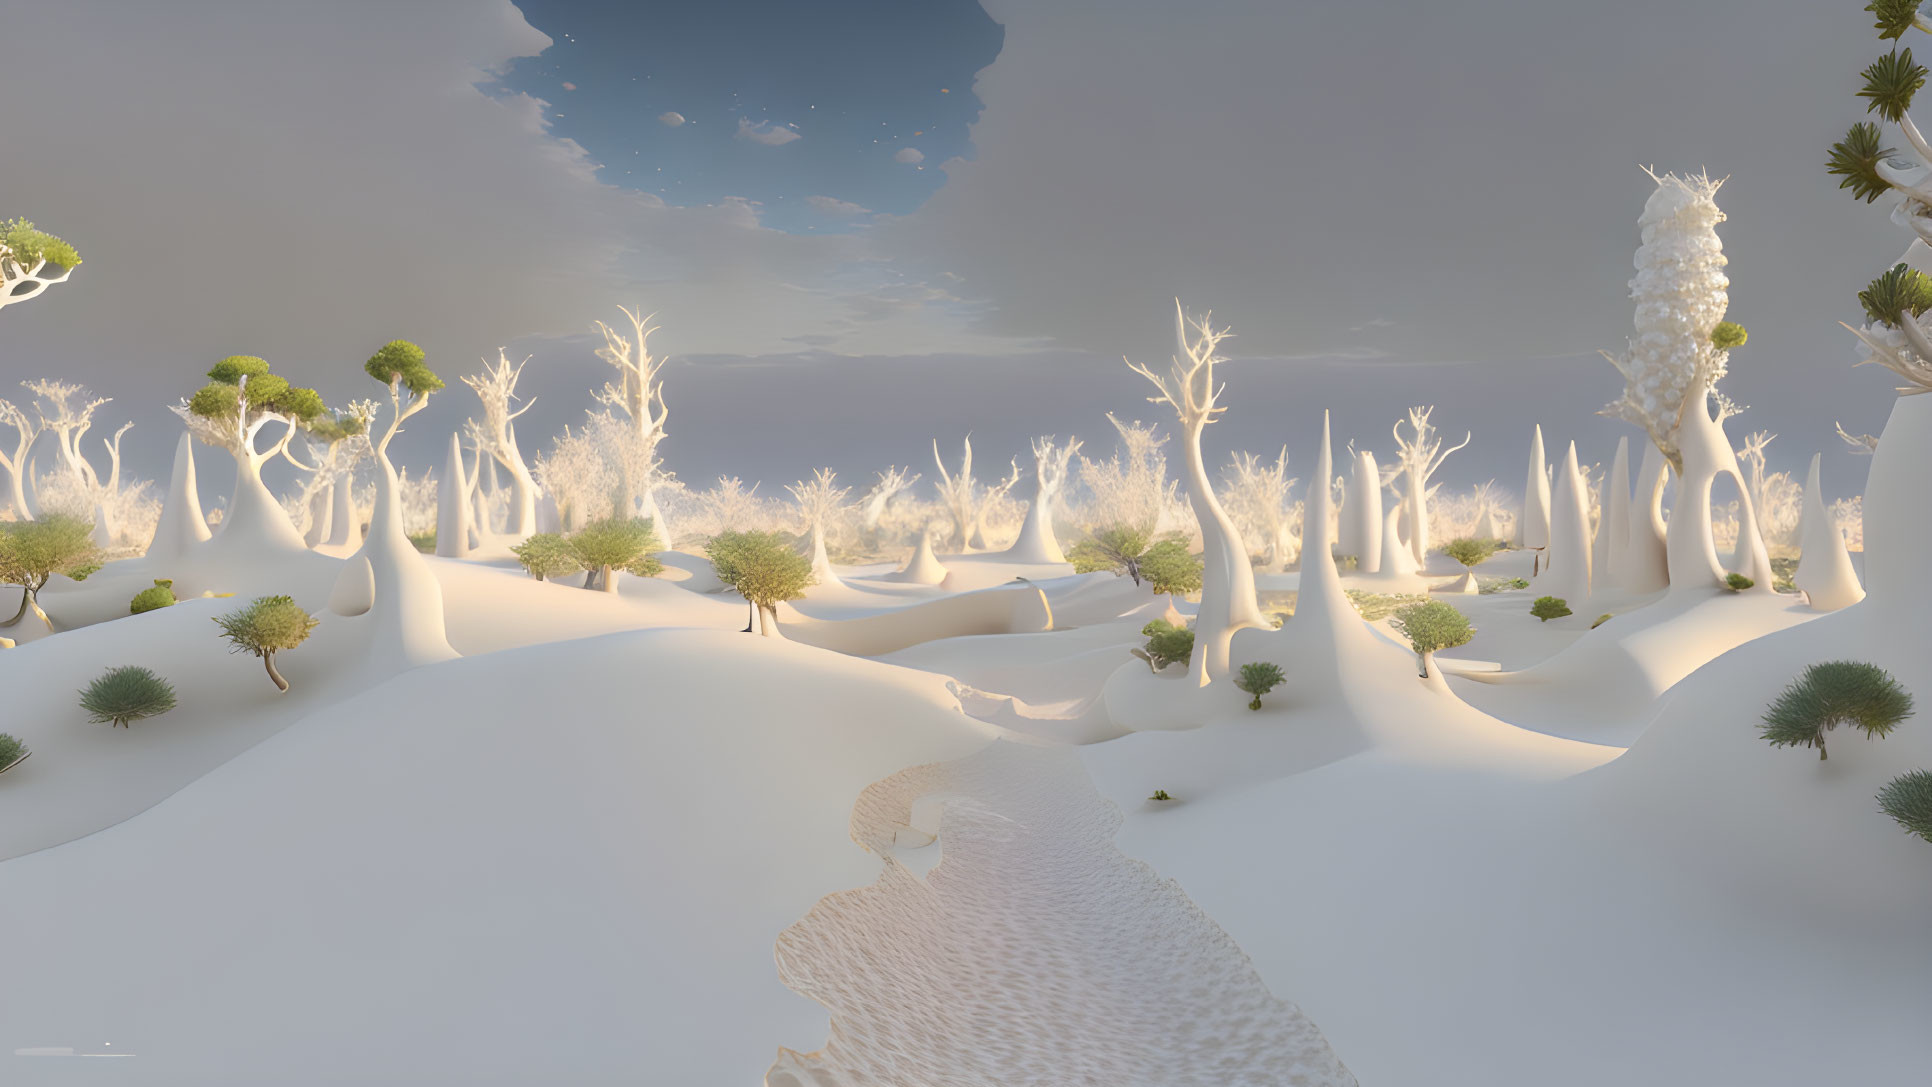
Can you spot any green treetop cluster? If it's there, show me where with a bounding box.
[190,355,326,425]
[1,218,80,270]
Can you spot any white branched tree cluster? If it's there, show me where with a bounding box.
[462,349,541,538]
[788,468,853,584]
[859,466,920,540]
[931,436,1020,552]
[591,305,670,519]
[1379,406,1469,566]
[1072,414,1181,537]
[1220,448,1299,572]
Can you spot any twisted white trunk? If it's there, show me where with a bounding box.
[1666,387,1772,593]
[327,474,359,548]
[1181,418,1264,686]
[1618,442,1670,594]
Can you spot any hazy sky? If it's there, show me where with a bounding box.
[0,0,1908,506]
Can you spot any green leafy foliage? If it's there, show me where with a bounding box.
[1390,600,1475,660]
[1067,525,1155,581]
[1829,121,1899,203]
[1134,618,1195,673]
[1726,572,1755,591]
[0,733,26,772]
[1860,49,1927,122]
[1591,612,1614,629]
[1,218,80,269]
[1530,596,1572,622]
[1761,660,1914,760]
[511,533,579,581]
[1441,537,1498,568]
[1140,538,1204,595]
[0,514,102,609]
[197,357,325,422]
[214,595,318,655]
[129,579,176,615]
[1877,770,1932,843]
[706,529,814,609]
[78,665,178,728]
[364,339,443,395]
[407,530,436,553]
[1869,0,1925,42]
[1711,321,1749,349]
[1234,661,1285,710]
[1148,789,1172,801]
[207,355,271,385]
[188,382,241,420]
[1345,590,1429,621]
[306,411,367,444]
[568,516,663,577]
[1859,263,1932,326]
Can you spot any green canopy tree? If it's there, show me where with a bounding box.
[1390,600,1476,680]
[0,218,80,316]
[565,516,663,592]
[708,529,814,636]
[0,514,101,632]
[214,595,319,693]
[173,355,327,548]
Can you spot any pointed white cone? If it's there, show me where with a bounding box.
[147,432,212,563]
[1794,452,1864,612]
[436,433,472,559]
[1621,441,1670,593]
[895,531,949,585]
[1594,436,1630,590]
[1543,441,1593,606]
[1520,425,1551,550]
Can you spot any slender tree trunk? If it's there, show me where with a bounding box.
[582,568,598,590]
[758,604,778,636]
[601,564,619,593]
[264,652,289,693]
[744,598,756,633]
[5,466,30,523]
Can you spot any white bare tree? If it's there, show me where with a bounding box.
[534,425,614,533]
[1378,406,1469,566]
[1222,448,1299,572]
[860,466,920,540]
[787,468,852,586]
[0,396,40,520]
[1008,435,1082,563]
[1125,300,1267,683]
[591,305,670,523]
[932,435,1019,552]
[462,349,541,539]
[1074,414,1178,537]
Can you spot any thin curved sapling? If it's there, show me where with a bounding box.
[214,595,319,693]
[1389,600,1475,679]
[1234,661,1286,710]
[79,665,178,727]
[0,514,102,632]
[1760,660,1913,760]
[0,218,80,317]
[706,529,815,636]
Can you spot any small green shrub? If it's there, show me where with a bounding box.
[1235,661,1285,710]
[1530,595,1572,622]
[1149,789,1172,801]
[1725,572,1755,592]
[1771,556,1798,594]
[1591,613,1613,629]
[510,533,578,581]
[214,595,319,692]
[1711,320,1748,349]
[1509,577,1530,590]
[1390,600,1476,677]
[0,733,27,772]
[1067,525,1155,583]
[1760,660,1913,761]
[78,665,178,728]
[1133,619,1194,673]
[1140,539,1204,596]
[129,579,177,615]
[570,516,664,591]
[1877,770,1932,844]
[1441,537,1498,569]
[407,530,436,553]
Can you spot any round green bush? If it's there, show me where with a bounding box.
[1135,619,1195,673]
[1235,661,1286,710]
[0,733,27,772]
[130,579,177,615]
[79,665,178,728]
[1530,595,1572,622]
[1760,660,1913,761]
[1725,572,1755,592]
[1877,770,1932,844]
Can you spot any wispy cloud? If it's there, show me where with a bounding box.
[737,117,801,146]
[893,147,924,165]
[806,195,870,218]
